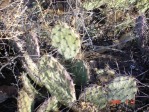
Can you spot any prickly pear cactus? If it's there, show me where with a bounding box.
[17,89,35,112]
[21,73,39,95]
[36,96,59,112]
[51,22,81,59]
[38,55,76,105]
[66,60,89,86]
[79,85,108,109]
[23,53,43,86]
[107,76,138,103]
[18,74,37,112]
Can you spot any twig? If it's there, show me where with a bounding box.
[136,104,149,111]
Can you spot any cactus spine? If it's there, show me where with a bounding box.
[17,74,37,112]
[21,73,39,95]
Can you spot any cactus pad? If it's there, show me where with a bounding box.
[17,89,35,112]
[38,55,76,105]
[79,85,108,109]
[23,53,43,86]
[36,96,59,112]
[66,60,89,86]
[21,73,39,96]
[51,22,81,59]
[107,76,138,103]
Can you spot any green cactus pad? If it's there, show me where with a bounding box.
[21,73,39,96]
[18,74,37,112]
[66,60,89,86]
[23,53,43,86]
[107,76,138,102]
[38,55,76,105]
[36,96,59,112]
[51,22,81,59]
[17,89,35,112]
[79,85,108,109]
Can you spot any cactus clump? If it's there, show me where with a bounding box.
[38,55,76,105]
[107,76,138,103]
[79,85,108,109]
[23,53,43,86]
[51,22,81,59]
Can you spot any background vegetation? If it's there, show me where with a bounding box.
[0,0,148,111]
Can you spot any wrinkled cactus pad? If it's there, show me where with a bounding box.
[17,89,35,112]
[79,84,108,109]
[107,76,138,103]
[36,96,59,112]
[21,73,39,96]
[38,55,76,105]
[66,60,89,86]
[51,22,81,59]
